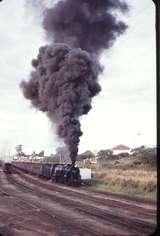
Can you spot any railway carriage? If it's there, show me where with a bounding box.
[40,163,56,179]
[12,162,42,176]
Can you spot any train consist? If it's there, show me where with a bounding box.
[4,162,82,186]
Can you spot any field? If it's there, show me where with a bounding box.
[92,168,157,200]
[78,152,157,200]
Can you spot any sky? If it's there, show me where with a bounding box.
[0,0,156,157]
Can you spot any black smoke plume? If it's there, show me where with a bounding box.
[21,0,129,165]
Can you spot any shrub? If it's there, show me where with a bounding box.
[132,160,142,165]
[119,153,129,158]
[144,181,157,192]
[133,148,156,167]
[114,160,120,165]
[97,149,113,160]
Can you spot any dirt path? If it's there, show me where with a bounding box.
[0,169,157,236]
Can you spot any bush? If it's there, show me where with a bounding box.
[119,152,129,158]
[122,179,138,189]
[97,149,113,160]
[114,160,120,165]
[132,160,142,165]
[133,148,156,167]
[144,181,157,192]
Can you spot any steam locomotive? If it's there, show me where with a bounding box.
[10,162,81,186]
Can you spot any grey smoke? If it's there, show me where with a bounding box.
[21,0,129,165]
[43,0,129,54]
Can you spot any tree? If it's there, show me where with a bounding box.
[97,149,113,160]
[133,147,156,166]
[15,145,25,156]
[78,150,95,160]
[31,151,36,158]
[38,150,44,157]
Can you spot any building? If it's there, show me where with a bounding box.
[112,144,131,155]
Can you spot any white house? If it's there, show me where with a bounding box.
[112,144,131,155]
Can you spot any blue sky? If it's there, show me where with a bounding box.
[0,0,156,156]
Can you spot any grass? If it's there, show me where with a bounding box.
[91,181,156,200]
[78,156,157,201]
[91,168,157,200]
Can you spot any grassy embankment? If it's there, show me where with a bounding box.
[78,154,157,200]
[93,168,156,200]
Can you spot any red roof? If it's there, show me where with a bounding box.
[113,144,130,150]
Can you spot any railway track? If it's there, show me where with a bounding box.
[7,171,156,221]
[0,168,157,236]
